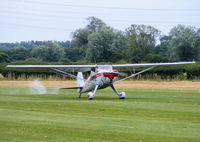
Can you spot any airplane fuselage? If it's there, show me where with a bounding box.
[80,71,118,93]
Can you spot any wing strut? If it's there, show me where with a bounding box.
[51,68,84,80]
[115,66,155,83]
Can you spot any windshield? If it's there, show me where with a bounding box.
[97,65,113,71]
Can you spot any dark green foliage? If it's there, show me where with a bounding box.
[160,25,200,61]
[185,63,200,79]
[126,25,161,62]
[59,58,71,65]
[0,45,10,51]
[30,42,64,62]
[11,58,44,65]
[144,53,163,62]
[0,52,9,63]
[87,27,116,62]
[1,41,72,63]
[6,47,30,61]
[64,47,82,62]
[153,36,171,61]
[140,63,200,80]
[71,17,107,58]
[72,17,128,63]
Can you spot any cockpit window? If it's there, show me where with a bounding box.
[97,65,113,71]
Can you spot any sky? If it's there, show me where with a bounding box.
[0,0,200,43]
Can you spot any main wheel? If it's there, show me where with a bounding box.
[87,92,94,100]
[118,92,126,99]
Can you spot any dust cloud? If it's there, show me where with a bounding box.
[28,80,59,95]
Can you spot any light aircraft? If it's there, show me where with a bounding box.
[7,62,195,99]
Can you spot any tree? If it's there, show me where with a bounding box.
[163,25,200,61]
[144,53,162,62]
[64,47,83,62]
[59,57,71,64]
[126,25,161,62]
[86,27,127,63]
[71,17,107,58]
[86,16,106,32]
[72,17,128,63]
[0,52,9,63]
[110,31,128,62]
[86,27,115,62]
[72,17,106,46]
[6,47,30,61]
[153,36,171,62]
[30,42,64,62]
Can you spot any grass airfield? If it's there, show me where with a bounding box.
[0,85,200,142]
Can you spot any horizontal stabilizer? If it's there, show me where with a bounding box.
[60,87,83,90]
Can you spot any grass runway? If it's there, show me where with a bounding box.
[0,86,200,142]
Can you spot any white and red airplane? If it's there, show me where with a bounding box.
[7,62,195,99]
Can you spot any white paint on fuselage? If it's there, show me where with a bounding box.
[80,66,117,93]
[80,76,117,93]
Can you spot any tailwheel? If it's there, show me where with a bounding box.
[118,92,126,99]
[87,92,94,100]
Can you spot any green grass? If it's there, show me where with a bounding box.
[0,86,200,142]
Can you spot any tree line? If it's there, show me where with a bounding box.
[0,16,200,64]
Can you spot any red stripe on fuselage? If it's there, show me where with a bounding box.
[95,73,103,78]
[95,72,118,79]
[103,73,118,79]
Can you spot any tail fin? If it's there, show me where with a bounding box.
[77,72,85,87]
[60,72,85,92]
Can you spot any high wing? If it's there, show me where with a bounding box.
[6,62,195,81]
[112,62,195,71]
[6,61,195,72]
[6,65,97,72]
[112,62,195,68]
[113,61,195,82]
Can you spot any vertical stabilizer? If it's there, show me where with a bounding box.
[77,72,85,87]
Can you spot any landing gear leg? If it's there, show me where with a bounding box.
[78,93,82,98]
[110,84,126,99]
[87,85,99,100]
